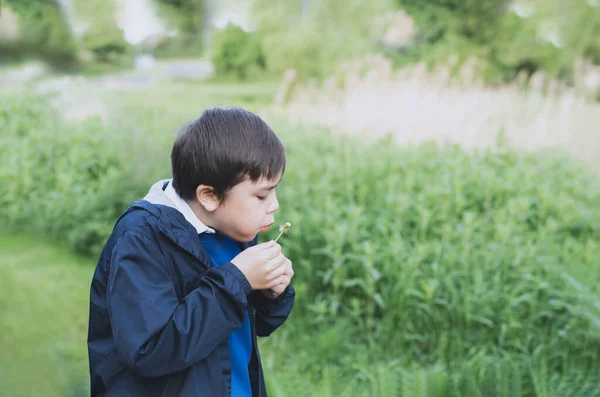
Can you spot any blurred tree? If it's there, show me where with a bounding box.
[211,23,266,80]
[154,0,205,56]
[80,24,129,64]
[2,0,77,66]
[398,0,509,44]
[395,0,600,84]
[252,0,392,79]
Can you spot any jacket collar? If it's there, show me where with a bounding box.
[162,179,216,235]
[121,199,210,263]
[122,199,257,265]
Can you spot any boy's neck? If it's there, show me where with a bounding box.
[187,199,217,231]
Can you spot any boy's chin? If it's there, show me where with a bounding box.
[228,231,258,243]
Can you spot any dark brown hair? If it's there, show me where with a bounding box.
[171,107,286,201]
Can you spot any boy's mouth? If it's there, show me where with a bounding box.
[260,223,274,232]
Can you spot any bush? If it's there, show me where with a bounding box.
[80,25,130,64]
[0,94,151,256]
[211,23,266,80]
[394,0,600,84]
[68,0,133,65]
[1,0,133,67]
[154,0,204,56]
[3,0,77,66]
[252,0,393,79]
[264,121,600,371]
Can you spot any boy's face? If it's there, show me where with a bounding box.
[211,175,281,242]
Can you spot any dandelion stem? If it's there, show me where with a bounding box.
[275,222,291,242]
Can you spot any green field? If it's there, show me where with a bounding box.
[0,235,91,397]
[1,78,600,396]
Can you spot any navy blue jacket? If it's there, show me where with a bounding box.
[87,196,295,396]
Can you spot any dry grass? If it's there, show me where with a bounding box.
[276,54,600,172]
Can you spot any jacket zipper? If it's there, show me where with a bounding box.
[253,307,261,397]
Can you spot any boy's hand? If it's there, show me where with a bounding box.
[261,257,293,299]
[231,241,287,290]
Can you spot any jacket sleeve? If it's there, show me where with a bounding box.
[249,285,295,337]
[106,230,252,377]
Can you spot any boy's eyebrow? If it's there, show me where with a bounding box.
[259,182,280,191]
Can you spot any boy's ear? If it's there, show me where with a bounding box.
[196,185,220,212]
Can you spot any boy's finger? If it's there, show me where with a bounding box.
[262,243,282,259]
[266,253,286,271]
[284,264,294,277]
[266,275,288,289]
[266,262,287,281]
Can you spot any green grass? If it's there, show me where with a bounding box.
[0,235,93,397]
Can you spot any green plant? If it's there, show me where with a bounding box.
[80,24,130,64]
[393,0,600,84]
[0,94,148,255]
[211,23,266,80]
[3,0,77,66]
[251,0,393,79]
[154,0,204,55]
[263,119,600,380]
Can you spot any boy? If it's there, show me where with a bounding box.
[87,107,295,396]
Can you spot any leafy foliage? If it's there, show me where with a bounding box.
[156,0,203,35]
[153,0,204,56]
[73,0,131,65]
[251,0,393,79]
[249,0,599,85]
[394,0,600,83]
[211,23,266,80]
[3,0,77,65]
[0,94,148,255]
[80,25,129,64]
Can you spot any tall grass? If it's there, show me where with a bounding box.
[257,119,600,395]
[262,349,600,396]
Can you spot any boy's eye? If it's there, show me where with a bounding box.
[257,196,267,201]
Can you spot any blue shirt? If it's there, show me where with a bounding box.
[198,232,252,397]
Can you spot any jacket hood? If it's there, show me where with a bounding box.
[143,179,177,209]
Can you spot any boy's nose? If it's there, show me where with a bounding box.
[268,196,279,213]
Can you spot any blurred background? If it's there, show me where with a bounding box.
[1,1,599,396]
